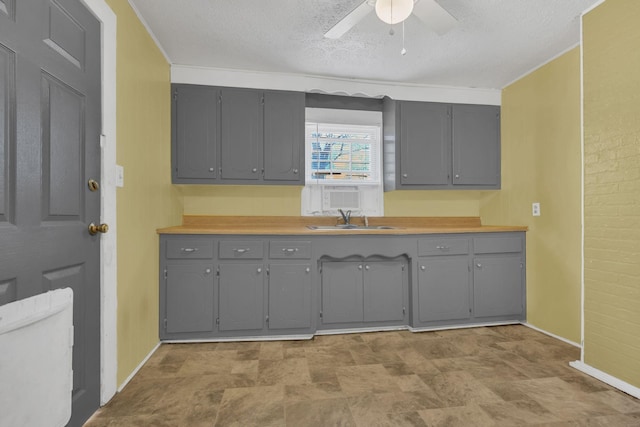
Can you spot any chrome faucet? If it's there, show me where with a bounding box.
[338,209,351,225]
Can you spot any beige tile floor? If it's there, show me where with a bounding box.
[85,325,640,426]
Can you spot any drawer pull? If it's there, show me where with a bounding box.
[234,248,250,254]
[282,248,299,253]
[181,248,199,253]
[436,245,449,250]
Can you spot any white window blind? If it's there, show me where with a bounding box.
[305,123,381,185]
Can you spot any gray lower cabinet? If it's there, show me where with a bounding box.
[218,263,265,331]
[165,263,215,334]
[472,234,526,321]
[321,260,406,328]
[417,257,470,323]
[267,263,312,330]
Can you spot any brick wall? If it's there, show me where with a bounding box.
[583,0,640,388]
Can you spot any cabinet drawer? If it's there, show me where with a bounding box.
[473,235,522,254]
[219,240,264,259]
[166,239,214,259]
[418,237,469,256]
[269,241,312,259]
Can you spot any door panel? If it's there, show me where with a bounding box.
[0,0,101,425]
[268,263,312,330]
[263,91,304,182]
[218,263,264,331]
[418,257,470,322]
[166,263,215,334]
[473,256,524,318]
[0,43,14,224]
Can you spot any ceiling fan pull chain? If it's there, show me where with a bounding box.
[401,21,407,55]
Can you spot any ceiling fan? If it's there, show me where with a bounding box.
[324,0,458,39]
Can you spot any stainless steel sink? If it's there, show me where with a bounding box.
[306,225,398,230]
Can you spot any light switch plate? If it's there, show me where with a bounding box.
[115,165,124,187]
[532,202,540,216]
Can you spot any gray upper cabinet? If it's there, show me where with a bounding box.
[383,98,501,190]
[172,85,219,182]
[220,87,263,181]
[452,104,500,186]
[399,101,450,186]
[263,91,305,183]
[171,84,304,185]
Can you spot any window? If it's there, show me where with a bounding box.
[306,123,380,184]
[302,108,384,216]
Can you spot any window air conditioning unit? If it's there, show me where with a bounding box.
[322,186,360,210]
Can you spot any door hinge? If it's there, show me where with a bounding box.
[402,306,406,315]
[216,267,220,277]
[173,90,177,101]
[218,94,222,104]
[164,268,168,279]
[266,315,269,323]
[401,264,405,271]
[261,96,265,105]
[216,317,220,325]
[520,262,524,269]
[319,311,323,319]
[266,267,270,276]
[163,318,167,329]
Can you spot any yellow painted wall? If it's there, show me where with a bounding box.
[583,0,640,388]
[480,48,582,343]
[105,0,182,385]
[182,187,482,217]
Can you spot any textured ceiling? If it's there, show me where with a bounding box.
[128,0,599,89]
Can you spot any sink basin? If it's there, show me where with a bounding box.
[307,225,398,230]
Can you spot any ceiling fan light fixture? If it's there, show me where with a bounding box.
[375,0,414,25]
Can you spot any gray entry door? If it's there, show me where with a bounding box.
[0,0,102,426]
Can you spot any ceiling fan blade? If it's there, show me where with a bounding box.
[324,1,373,39]
[413,0,458,35]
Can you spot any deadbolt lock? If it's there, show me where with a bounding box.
[88,179,100,192]
[88,223,109,235]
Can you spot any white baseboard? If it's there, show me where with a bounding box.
[522,322,581,348]
[569,361,640,399]
[162,334,314,343]
[409,320,520,333]
[116,342,161,393]
[316,325,408,335]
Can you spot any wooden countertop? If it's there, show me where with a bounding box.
[157,216,528,235]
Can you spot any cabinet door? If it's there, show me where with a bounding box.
[220,88,263,180]
[172,85,218,180]
[452,104,500,187]
[399,101,450,185]
[263,91,304,183]
[418,257,470,323]
[321,262,363,324]
[473,256,523,318]
[218,263,265,331]
[363,262,405,322]
[268,263,312,330]
[165,263,215,333]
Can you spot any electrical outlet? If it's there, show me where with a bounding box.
[532,202,541,216]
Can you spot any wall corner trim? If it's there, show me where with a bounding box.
[569,361,640,399]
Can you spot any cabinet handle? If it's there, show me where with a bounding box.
[282,248,298,253]
[402,173,408,178]
[293,169,299,174]
[257,267,262,273]
[358,265,363,270]
[305,267,310,273]
[252,168,258,173]
[455,174,460,179]
[181,248,198,253]
[365,265,370,270]
[436,245,449,251]
[476,263,482,269]
[204,268,212,274]
[234,248,250,254]
[420,265,426,271]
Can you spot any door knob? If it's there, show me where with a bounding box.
[88,223,109,235]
